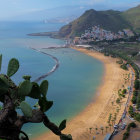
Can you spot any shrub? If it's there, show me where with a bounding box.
[122,89,127,94]
[120,64,128,70]
[116,59,123,64]
[128,106,134,117]
[123,132,129,140]
[134,80,140,90]
[122,94,125,98]
[136,93,140,110]
[131,95,137,104]
[116,98,120,104]
[133,90,138,96]
[123,122,136,140]
[128,122,136,128]
[134,113,140,122]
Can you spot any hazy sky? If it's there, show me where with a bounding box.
[0,0,140,19]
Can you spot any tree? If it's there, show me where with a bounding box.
[122,89,127,94]
[134,80,140,90]
[100,127,104,134]
[111,119,114,125]
[113,113,117,123]
[116,108,120,114]
[116,98,120,104]
[95,127,98,134]
[105,126,109,133]
[111,101,114,106]
[109,124,112,131]
[128,105,134,117]
[0,56,72,140]
[108,114,112,124]
[131,95,137,104]
[89,127,92,134]
[120,64,128,70]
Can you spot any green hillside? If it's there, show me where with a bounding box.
[58,9,131,38]
[122,5,140,33]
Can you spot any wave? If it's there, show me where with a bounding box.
[30,48,59,82]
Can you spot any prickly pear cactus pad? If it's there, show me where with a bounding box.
[0,55,72,140]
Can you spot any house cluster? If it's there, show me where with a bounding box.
[73,25,134,44]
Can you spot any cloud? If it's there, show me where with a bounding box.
[79,6,85,9]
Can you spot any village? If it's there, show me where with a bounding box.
[73,25,135,44]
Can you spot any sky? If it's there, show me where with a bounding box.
[0,0,140,20]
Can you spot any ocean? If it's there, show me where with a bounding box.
[0,21,103,138]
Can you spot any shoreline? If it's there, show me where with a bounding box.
[30,47,60,82]
[34,47,132,140]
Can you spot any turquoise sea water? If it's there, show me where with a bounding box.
[0,21,103,138]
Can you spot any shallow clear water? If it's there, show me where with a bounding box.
[0,21,103,138]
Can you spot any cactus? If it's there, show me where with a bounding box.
[39,97,53,112]
[59,120,67,131]
[20,101,32,118]
[0,78,9,94]
[23,75,31,81]
[40,80,48,97]
[7,58,19,77]
[0,55,72,140]
[60,134,72,140]
[28,82,41,99]
[18,80,32,96]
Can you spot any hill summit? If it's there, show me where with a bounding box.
[58,5,140,38]
[122,5,140,33]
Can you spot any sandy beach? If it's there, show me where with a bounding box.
[34,47,132,140]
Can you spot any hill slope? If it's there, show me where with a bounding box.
[58,9,131,38]
[122,5,140,33]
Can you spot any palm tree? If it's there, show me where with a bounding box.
[111,119,114,125]
[109,124,112,131]
[111,101,114,106]
[89,127,92,134]
[100,127,104,134]
[105,126,109,133]
[114,113,117,124]
[116,108,119,114]
[119,104,122,109]
[95,127,98,134]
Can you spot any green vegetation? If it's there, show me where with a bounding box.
[123,122,137,140]
[134,80,140,90]
[59,9,131,38]
[122,89,127,94]
[136,93,140,110]
[122,5,140,33]
[100,126,104,134]
[131,95,137,104]
[128,105,134,117]
[108,113,112,124]
[120,64,128,70]
[0,55,72,140]
[93,41,140,123]
[58,5,140,38]
[116,59,123,64]
[116,98,120,104]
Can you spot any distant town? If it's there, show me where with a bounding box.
[72,25,139,45]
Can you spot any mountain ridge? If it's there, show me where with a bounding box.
[58,5,140,38]
[122,4,140,33]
